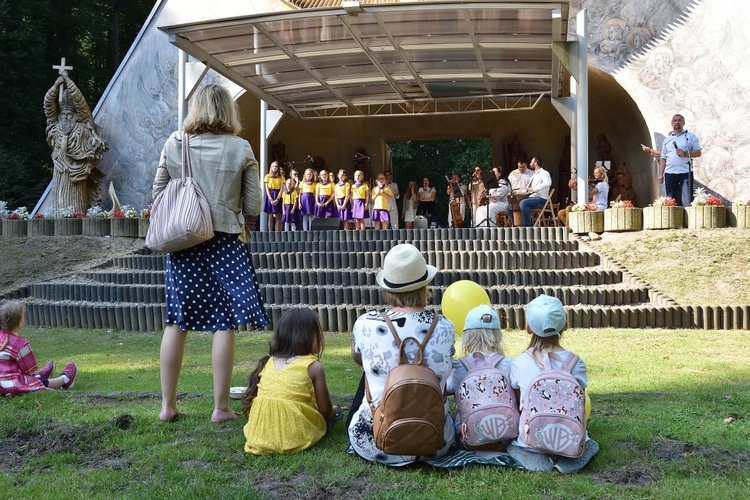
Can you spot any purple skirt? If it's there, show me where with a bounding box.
[315,196,336,218]
[371,209,390,222]
[352,199,369,219]
[299,192,316,215]
[263,189,282,214]
[282,204,299,224]
[337,198,353,220]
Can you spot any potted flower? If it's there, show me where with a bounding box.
[728,199,750,228]
[29,208,55,237]
[644,196,683,230]
[138,205,151,238]
[604,199,643,232]
[2,206,29,237]
[83,206,110,236]
[568,202,604,234]
[54,206,84,236]
[686,188,726,229]
[111,205,139,237]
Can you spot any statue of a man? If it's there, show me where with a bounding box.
[44,69,108,213]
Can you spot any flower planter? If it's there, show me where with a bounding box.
[138,218,150,238]
[110,218,139,237]
[728,205,750,228]
[685,206,726,229]
[82,218,111,236]
[28,219,55,237]
[604,208,643,232]
[2,219,28,237]
[643,206,684,230]
[55,218,83,236]
[568,210,604,234]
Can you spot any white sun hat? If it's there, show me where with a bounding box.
[376,243,438,293]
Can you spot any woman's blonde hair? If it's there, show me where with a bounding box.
[182,84,241,135]
[594,166,609,184]
[461,328,504,356]
[0,300,25,332]
[382,285,431,308]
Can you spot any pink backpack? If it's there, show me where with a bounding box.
[455,352,520,447]
[519,350,586,458]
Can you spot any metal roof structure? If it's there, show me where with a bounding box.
[161,1,571,119]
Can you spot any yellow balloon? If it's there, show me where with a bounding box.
[585,391,591,421]
[440,280,490,333]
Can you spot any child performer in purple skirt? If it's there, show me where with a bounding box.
[350,170,370,230]
[263,161,285,231]
[281,177,299,231]
[315,169,336,219]
[335,169,352,230]
[298,168,317,230]
[371,173,394,230]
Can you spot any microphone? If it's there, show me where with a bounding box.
[673,141,679,154]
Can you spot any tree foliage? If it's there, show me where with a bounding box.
[0,0,154,208]
[390,138,492,225]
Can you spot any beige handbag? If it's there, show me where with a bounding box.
[146,133,214,253]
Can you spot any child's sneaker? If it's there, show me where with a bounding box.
[61,363,78,389]
[38,360,56,379]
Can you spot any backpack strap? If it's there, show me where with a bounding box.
[365,312,439,405]
[459,351,505,371]
[381,311,438,366]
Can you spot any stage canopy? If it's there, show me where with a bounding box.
[160,0,571,119]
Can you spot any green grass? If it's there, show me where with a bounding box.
[1,326,749,499]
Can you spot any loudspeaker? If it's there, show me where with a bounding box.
[310,217,342,230]
[413,216,428,229]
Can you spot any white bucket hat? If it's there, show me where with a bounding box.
[376,244,437,293]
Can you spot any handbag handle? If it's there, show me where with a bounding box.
[181,132,192,179]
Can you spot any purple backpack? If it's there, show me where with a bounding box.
[456,352,520,447]
[519,350,586,458]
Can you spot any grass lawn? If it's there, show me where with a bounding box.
[1,326,749,499]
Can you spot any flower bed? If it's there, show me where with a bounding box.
[685,206,726,229]
[569,210,604,234]
[728,203,750,228]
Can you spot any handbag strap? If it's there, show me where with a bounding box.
[181,132,192,179]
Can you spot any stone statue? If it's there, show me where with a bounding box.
[610,162,639,207]
[44,63,108,214]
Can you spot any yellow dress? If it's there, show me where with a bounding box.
[243,355,326,455]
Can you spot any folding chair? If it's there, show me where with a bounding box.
[531,188,560,227]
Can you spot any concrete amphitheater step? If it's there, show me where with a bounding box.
[75,269,165,285]
[259,283,654,308]
[27,281,164,303]
[247,238,579,253]
[251,250,600,271]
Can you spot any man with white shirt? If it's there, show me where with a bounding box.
[508,159,534,191]
[512,156,551,227]
[384,170,400,229]
[658,114,701,206]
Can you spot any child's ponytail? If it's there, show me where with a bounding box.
[242,355,270,417]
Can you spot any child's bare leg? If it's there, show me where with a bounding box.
[160,324,188,412]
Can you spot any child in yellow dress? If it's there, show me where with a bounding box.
[243,308,342,455]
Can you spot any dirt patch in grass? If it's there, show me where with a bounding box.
[0,414,133,473]
[252,471,397,500]
[593,437,750,487]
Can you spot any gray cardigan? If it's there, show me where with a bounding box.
[153,131,262,234]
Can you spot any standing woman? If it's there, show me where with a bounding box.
[263,161,285,231]
[153,84,270,423]
[402,180,419,229]
[417,176,436,218]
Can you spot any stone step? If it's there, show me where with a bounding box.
[251,250,599,271]
[18,299,750,333]
[247,238,579,253]
[259,283,652,308]
[27,282,164,303]
[248,226,570,243]
[76,267,626,288]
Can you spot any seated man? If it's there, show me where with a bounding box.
[510,156,551,227]
[474,167,510,227]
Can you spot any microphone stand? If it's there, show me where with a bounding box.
[684,129,694,205]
